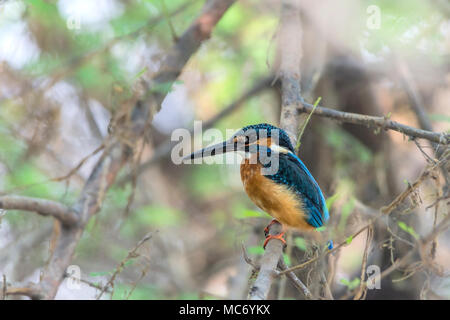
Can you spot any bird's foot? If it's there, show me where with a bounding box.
[264,219,280,237]
[263,232,287,249]
[263,220,286,249]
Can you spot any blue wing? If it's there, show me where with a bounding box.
[262,151,329,228]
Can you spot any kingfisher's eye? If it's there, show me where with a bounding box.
[245,136,250,144]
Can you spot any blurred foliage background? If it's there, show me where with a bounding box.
[0,0,449,299]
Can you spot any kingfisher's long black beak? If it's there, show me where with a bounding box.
[183,139,241,161]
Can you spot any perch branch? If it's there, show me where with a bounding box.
[248,0,304,300]
[248,222,285,300]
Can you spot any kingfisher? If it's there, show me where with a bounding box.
[184,123,331,249]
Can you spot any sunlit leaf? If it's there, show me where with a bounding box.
[340,277,360,290]
[326,193,339,210]
[283,253,291,266]
[397,221,419,239]
[346,235,354,245]
[294,237,307,251]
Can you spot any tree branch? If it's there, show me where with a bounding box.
[396,56,450,189]
[248,222,284,300]
[248,0,304,300]
[96,232,153,299]
[277,258,314,299]
[296,99,450,145]
[0,195,78,227]
[5,286,42,300]
[7,0,236,300]
[117,75,273,186]
[278,155,448,276]
[340,213,450,299]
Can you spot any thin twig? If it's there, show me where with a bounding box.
[241,243,260,271]
[52,145,104,182]
[396,56,450,187]
[353,226,373,300]
[280,157,445,276]
[341,214,450,299]
[277,258,314,300]
[296,96,321,150]
[278,224,370,275]
[64,273,112,293]
[2,274,6,300]
[96,233,153,299]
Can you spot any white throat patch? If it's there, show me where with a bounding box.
[270,143,291,154]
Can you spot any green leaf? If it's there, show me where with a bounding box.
[397,221,419,239]
[233,209,261,219]
[124,260,134,267]
[216,3,245,35]
[346,235,354,245]
[397,221,408,230]
[133,67,148,80]
[296,96,321,150]
[340,277,360,290]
[294,237,307,251]
[247,246,264,256]
[326,193,339,210]
[233,209,271,220]
[283,253,291,266]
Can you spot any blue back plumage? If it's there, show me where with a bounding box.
[290,152,329,224]
[261,149,329,228]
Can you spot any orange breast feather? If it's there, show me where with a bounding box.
[240,157,314,231]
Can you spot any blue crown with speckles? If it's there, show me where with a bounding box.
[240,123,295,153]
